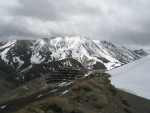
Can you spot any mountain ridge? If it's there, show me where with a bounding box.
[0,36,149,83]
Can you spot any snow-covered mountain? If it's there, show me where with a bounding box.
[0,36,148,82]
[109,55,150,100]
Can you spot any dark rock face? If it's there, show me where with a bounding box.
[46,67,86,83]
[18,58,84,82]
[92,61,107,70]
[134,49,148,57]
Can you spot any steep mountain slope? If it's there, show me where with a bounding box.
[0,36,148,82]
[0,58,17,96]
[133,49,148,57]
[109,55,150,100]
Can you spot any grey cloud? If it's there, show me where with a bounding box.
[0,17,50,40]
[11,0,101,21]
[11,0,65,21]
[0,0,150,48]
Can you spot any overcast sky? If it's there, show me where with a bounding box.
[0,0,150,48]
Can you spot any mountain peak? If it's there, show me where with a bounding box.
[0,37,148,82]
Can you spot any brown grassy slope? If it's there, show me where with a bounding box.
[119,90,150,113]
[0,75,50,103]
[16,75,133,113]
[0,67,87,103]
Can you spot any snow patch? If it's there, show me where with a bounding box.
[109,55,150,100]
[0,105,6,109]
[37,94,43,98]
[13,57,24,69]
[58,81,73,87]
[62,90,69,95]
[31,52,45,64]
[0,40,16,49]
[50,89,57,93]
[24,86,28,90]
[84,72,92,77]
[0,48,10,63]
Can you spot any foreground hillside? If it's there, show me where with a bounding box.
[0,58,17,96]
[109,55,150,100]
[0,72,132,113]
[17,76,132,113]
[0,36,148,83]
[0,69,150,113]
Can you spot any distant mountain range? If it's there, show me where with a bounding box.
[0,36,149,83]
